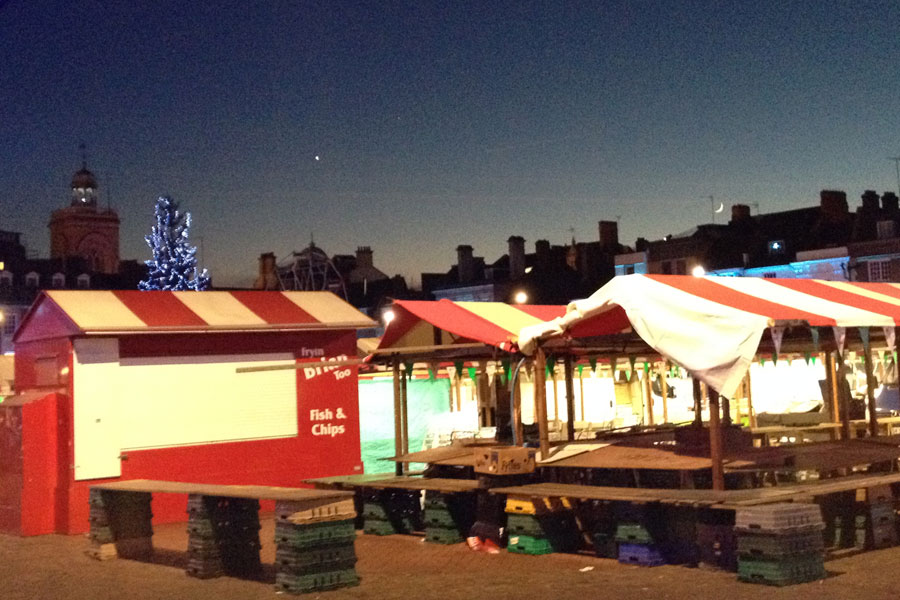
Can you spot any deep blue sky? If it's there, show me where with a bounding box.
[3,1,900,287]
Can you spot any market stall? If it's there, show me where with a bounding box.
[7,289,374,535]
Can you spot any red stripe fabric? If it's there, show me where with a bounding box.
[767,279,900,324]
[517,305,568,321]
[112,290,207,327]
[230,291,319,324]
[644,275,837,325]
[382,299,522,348]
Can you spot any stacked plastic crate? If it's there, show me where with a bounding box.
[614,504,666,567]
[696,508,737,571]
[422,490,475,544]
[505,495,578,555]
[735,503,826,586]
[858,484,898,550]
[273,496,359,594]
[185,495,262,579]
[361,489,422,536]
[87,489,153,561]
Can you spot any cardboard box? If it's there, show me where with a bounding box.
[473,447,536,475]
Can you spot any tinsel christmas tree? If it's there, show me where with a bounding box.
[139,196,210,291]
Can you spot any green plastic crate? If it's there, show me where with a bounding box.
[737,555,826,586]
[506,513,544,537]
[275,568,359,594]
[423,508,458,529]
[275,544,357,570]
[615,522,655,544]
[275,519,356,548]
[737,530,825,559]
[424,526,465,544]
[507,534,554,555]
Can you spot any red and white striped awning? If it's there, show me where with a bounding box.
[378,299,567,352]
[518,274,900,398]
[15,290,375,340]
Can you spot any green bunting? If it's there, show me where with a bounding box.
[467,366,477,382]
[578,364,584,377]
[502,359,511,384]
[454,360,464,379]
[589,357,598,373]
[643,362,650,374]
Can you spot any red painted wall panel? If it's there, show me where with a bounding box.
[20,394,59,536]
[51,329,363,535]
[0,406,24,535]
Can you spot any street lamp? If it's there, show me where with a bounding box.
[514,291,528,304]
[692,265,706,277]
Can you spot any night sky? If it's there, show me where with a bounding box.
[3,1,900,287]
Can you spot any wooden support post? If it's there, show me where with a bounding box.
[744,370,756,428]
[825,351,837,423]
[864,346,879,437]
[455,376,462,412]
[578,364,585,421]
[534,348,550,459]
[564,356,576,441]
[660,364,669,424]
[392,357,403,476]
[835,351,851,441]
[692,377,703,426]
[721,395,732,427]
[642,366,654,426]
[708,387,725,491]
[552,369,559,423]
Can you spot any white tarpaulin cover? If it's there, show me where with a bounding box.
[519,274,900,399]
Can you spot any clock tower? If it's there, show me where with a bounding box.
[48,155,120,274]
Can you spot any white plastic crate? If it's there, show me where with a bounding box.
[735,503,824,533]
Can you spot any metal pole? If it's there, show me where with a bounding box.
[392,357,403,476]
[508,357,527,446]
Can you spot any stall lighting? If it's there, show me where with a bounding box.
[383,309,395,325]
[691,265,706,277]
[514,291,528,304]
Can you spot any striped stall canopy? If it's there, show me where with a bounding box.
[378,299,567,352]
[518,274,900,399]
[15,290,375,339]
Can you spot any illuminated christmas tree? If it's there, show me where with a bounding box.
[139,196,210,291]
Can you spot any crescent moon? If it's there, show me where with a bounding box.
[714,202,724,213]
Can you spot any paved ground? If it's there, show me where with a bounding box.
[2,518,899,600]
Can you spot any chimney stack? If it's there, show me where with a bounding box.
[598,220,619,251]
[730,204,751,223]
[456,244,474,283]
[253,252,279,290]
[820,190,848,221]
[883,192,900,212]
[861,190,880,211]
[355,246,373,269]
[508,236,526,279]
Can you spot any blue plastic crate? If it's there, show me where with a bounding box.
[618,543,665,567]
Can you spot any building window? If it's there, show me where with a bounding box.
[25,272,39,287]
[868,260,891,282]
[0,271,11,287]
[77,273,90,288]
[877,220,897,240]
[2,312,16,338]
[661,261,672,275]
[675,259,687,275]
[52,272,65,288]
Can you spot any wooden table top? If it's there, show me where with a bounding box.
[488,472,900,509]
[91,479,353,502]
[305,474,479,493]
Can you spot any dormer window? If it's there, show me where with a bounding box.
[0,271,11,287]
[52,272,65,288]
[77,273,90,289]
[25,272,39,287]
